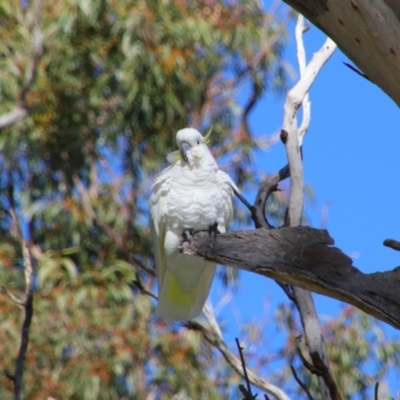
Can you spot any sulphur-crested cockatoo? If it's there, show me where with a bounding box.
[150,128,238,321]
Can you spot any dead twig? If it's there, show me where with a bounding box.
[183,320,290,400]
[290,365,314,400]
[343,62,373,84]
[0,0,43,130]
[374,382,379,400]
[383,238,400,252]
[235,338,255,399]
[133,275,157,300]
[308,352,342,400]
[8,179,34,400]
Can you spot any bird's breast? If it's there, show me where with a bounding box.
[166,167,226,230]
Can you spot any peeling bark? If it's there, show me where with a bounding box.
[283,0,400,107]
[182,228,400,330]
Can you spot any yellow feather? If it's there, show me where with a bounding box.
[204,125,213,145]
[166,150,181,163]
[164,272,198,307]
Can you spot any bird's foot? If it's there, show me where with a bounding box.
[208,221,220,239]
[182,228,195,244]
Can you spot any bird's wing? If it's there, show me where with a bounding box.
[217,170,238,230]
[151,166,216,321]
[150,168,172,289]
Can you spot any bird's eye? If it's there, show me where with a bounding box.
[197,140,200,145]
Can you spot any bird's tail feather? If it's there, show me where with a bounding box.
[155,264,216,321]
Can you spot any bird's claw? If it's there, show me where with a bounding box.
[182,229,195,244]
[208,221,220,239]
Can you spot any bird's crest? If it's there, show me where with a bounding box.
[204,125,213,145]
[166,126,213,163]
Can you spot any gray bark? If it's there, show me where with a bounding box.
[182,227,400,330]
[282,0,400,107]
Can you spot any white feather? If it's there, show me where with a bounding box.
[150,128,237,321]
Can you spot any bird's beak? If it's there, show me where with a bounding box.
[180,141,191,162]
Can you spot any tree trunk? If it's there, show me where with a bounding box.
[282,0,400,107]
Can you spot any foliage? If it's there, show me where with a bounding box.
[272,303,400,399]
[0,0,398,399]
[0,0,288,398]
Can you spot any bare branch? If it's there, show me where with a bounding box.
[8,183,34,400]
[295,336,342,400]
[235,338,254,398]
[202,302,223,339]
[295,15,311,144]
[131,255,156,277]
[0,286,24,306]
[290,365,314,400]
[282,1,400,105]
[184,319,291,400]
[374,382,379,400]
[383,238,400,252]
[182,228,400,330]
[0,108,29,130]
[21,0,43,99]
[281,15,338,400]
[308,352,342,400]
[284,23,336,224]
[252,164,290,228]
[233,186,253,214]
[0,0,43,130]
[133,275,157,301]
[342,62,373,84]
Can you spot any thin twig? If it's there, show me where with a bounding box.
[295,336,342,400]
[233,186,253,213]
[343,62,373,84]
[383,238,400,252]
[239,384,256,400]
[0,286,24,306]
[290,365,314,400]
[235,338,253,398]
[130,255,156,277]
[133,275,157,300]
[374,382,379,400]
[295,336,319,374]
[252,164,290,229]
[9,180,34,400]
[183,320,290,400]
[203,302,223,339]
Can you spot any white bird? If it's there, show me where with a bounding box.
[150,128,238,321]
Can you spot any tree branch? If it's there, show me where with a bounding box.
[383,238,400,252]
[181,228,400,331]
[235,338,254,398]
[282,0,400,107]
[251,164,290,228]
[0,0,43,130]
[290,364,315,400]
[8,182,34,400]
[184,318,291,400]
[0,108,29,130]
[282,15,338,400]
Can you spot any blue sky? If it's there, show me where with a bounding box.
[209,1,400,397]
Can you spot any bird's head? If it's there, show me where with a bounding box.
[167,128,212,165]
